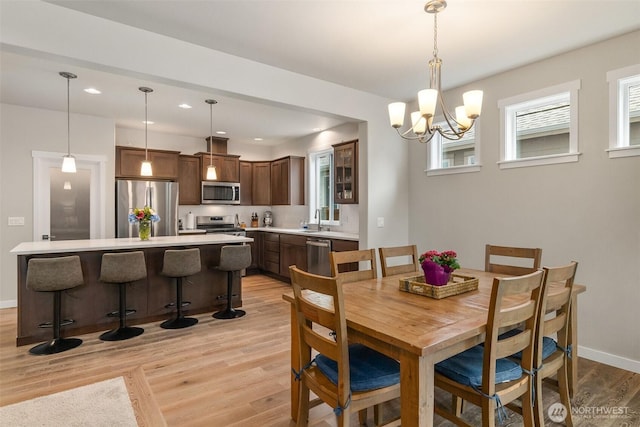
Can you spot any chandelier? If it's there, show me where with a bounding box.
[388,0,483,143]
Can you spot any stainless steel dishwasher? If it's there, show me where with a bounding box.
[306,238,332,276]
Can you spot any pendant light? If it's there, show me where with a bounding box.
[60,72,77,173]
[205,99,218,180]
[139,87,153,177]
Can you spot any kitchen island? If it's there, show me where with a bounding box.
[11,234,253,346]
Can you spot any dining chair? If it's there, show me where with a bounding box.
[289,265,401,427]
[485,244,542,276]
[434,269,546,427]
[378,245,420,277]
[329,248,377,283]
[534,262,578,426]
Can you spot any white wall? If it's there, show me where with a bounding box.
[0,104,115,305]
[408,31,640,371]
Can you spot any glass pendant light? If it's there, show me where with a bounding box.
[60,72,77,173]
[139,87,153,176]
[205,99,218,180]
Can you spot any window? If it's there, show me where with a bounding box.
[426,121,480,176]
[498,80,581,169]
[308,149,339,224]
[607,65,640,158]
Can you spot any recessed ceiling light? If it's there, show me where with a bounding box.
[254,138,263,141]
[178,103,192,109]
[142,120,154,125]
[216,131,227,135]
[84,88,101,95]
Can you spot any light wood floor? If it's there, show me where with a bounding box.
[1,275,638,426]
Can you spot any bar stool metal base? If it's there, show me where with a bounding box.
[29,337,82,355]
[99,326,144,341]
[160,316,198,329]
[213,308,246,319]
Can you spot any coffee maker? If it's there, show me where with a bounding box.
[263,211,273,227]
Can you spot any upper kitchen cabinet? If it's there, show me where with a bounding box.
[271,156,304,206]
[178,155,201,205]
[116,146,180,179]
[333,140,358,204]
[252,161,271,206]
[196,152,241,182]
[239,161,252,205]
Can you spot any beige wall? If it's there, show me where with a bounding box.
[408,31,640,369]
[0,104,116,305]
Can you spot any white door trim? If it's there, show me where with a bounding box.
[32,151,107,240]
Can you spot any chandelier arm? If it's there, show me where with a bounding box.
[394,127,438,144]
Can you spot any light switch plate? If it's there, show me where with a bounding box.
[8,216,25,226]
[377,217,384,227]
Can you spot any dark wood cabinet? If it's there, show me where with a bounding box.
[178,155,201,205]
[280,234,308,279]
[246,231,261,272]
[262,232,280,275]
[271,156,304,206]
[239,161,253,205]
[116,146,180,179]
[196,152,241,183]
[333,140,358,204]
[252,161,271,206]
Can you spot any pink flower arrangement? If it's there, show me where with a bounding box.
[419,250,460,273]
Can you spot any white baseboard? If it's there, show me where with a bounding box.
[579,345,640,374]
[0,299,17,309]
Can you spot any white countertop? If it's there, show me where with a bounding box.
[10,234,253,255]
[244,227,358,241]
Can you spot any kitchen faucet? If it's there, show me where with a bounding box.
[314,208,321,231]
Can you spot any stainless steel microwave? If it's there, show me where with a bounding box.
[201,182,241,204]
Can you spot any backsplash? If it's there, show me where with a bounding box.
[178,204,359,234]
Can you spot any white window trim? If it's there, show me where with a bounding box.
[308,148,340,226]
[498,80,581,169]
[426,118,481,176]
[606,64,640,159]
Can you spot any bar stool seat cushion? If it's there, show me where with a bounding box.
[218,245,251,272]
[26,256,84,292]
[162,248,201,277]
[100,251,147,284]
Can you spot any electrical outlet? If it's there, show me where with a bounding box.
[8,217,25,226]
[377,217,384,227]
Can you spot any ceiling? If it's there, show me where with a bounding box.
[2,0,638,145]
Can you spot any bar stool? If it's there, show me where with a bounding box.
[26,255,84,355]
[213,245,251,319]
[99,251,147,341]
[160,248,201,329]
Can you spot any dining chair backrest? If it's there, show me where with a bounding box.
[485,244,542,276]
[533,261,578,426]
[483,269,546,394]
[329,249,377,284]
[378,245,419,277]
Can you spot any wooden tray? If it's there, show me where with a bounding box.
[399,273,479,299]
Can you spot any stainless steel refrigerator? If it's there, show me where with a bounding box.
[116,180,179,238]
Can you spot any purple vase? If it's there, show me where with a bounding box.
[421,260,451,286]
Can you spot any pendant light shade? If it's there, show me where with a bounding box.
[60,72,77,173]
[205,99,218,180]
[139,87,153,177]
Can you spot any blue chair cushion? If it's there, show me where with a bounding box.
[497,329,557,360]
[435,345,523,387]
[315,343,400,392]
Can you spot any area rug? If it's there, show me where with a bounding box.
[0,369,157,427]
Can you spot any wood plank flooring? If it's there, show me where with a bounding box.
[1,275,638,426]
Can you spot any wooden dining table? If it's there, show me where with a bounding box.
[283,267,586,427]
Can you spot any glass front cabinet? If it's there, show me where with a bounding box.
[333,139,358,204]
